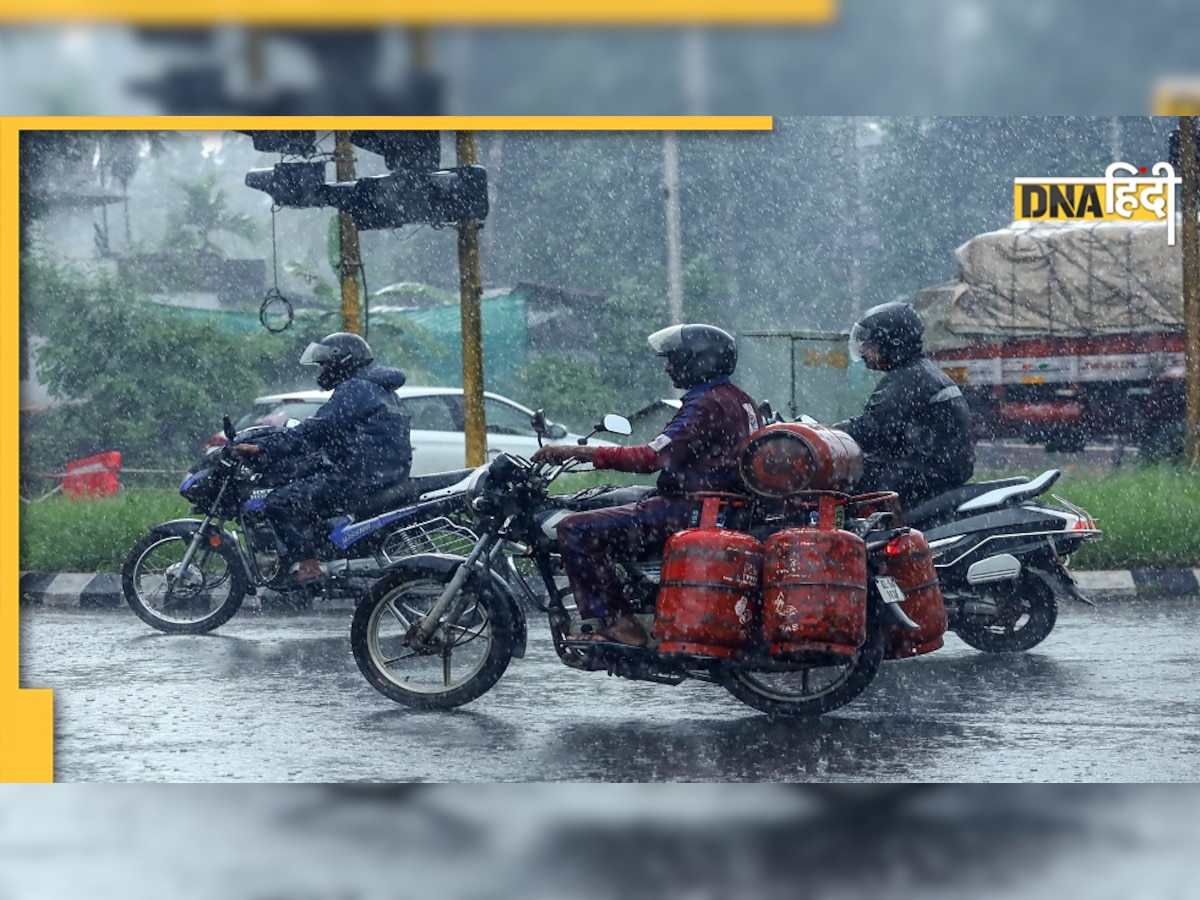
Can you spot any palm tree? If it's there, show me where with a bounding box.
[162,170,258,258]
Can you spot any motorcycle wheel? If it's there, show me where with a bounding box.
[350,566,518,710]
[950,575,1057,653]
[719,628,886,717]
[122,530,247,634]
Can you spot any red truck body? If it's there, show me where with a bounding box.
[929,332,1185,452]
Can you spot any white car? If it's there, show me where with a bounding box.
[220,386,609,475]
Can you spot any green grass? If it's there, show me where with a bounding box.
[17,464,1200,573]
[1030,464,1200,570]
[20,489,190,574]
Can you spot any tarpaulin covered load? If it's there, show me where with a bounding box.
[913,219,1184,352]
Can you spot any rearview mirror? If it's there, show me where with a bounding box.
[546,423,568,440]
[601,414,633,436]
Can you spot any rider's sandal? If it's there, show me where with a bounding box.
[567,617,650,648]
[290,559,325,584]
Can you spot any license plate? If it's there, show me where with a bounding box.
[875,576,907,605]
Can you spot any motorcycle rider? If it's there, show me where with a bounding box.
[531,323,763,647]
[833,301,975,508]
[232,332,412,583]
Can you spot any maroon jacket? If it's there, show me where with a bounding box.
[593,377,763,495]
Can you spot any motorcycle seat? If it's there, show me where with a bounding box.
[903,477,1029,529]
[345,469,474,518]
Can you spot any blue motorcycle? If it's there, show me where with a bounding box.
[122,417,474,634]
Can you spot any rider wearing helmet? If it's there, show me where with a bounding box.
[232,332,412,583]
[532,323,763,647]
[834,301,975,508]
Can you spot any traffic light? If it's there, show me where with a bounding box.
[236,131,319,157]
[325,166,489,230]
[244,161,328,207]
[347,131,440,172]
[242,131,488,226]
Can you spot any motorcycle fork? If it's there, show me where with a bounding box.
[174,519,216,584]
[413,528,503,644]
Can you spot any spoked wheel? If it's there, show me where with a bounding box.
[720,629,887,717]
[122,530,247,634]
[350,567,517,710]
[951,575,1058,653]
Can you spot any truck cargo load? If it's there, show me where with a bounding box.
[912,219,1185,456]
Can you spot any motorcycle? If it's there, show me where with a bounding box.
[349,416,943,717]
[122,416,476,634]
[902,470,1103,652]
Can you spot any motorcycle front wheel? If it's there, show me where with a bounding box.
[950,574,1057,653]
[350,566,518,710]
[122,529,247,634]
[720,628,887,717]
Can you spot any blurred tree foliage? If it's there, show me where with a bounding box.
[21,257,267,475]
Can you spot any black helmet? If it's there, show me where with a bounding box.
[300,332,374,390]
[648,323,737,390]
[849,302,924,369]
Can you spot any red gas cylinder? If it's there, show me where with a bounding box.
[877,529,947,659]
[761,527,867,659]
[653,528,764,659]
[738,423,863,498]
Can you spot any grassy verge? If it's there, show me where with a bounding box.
[17,465,1200,573]
[20,489,190,574]
[1020,464,1200,570]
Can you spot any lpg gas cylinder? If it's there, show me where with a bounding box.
[653,528,764,659]
[877,529,947,659]
[761,527,867,658]
[738,423,863,498]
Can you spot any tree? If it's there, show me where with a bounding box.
[161,169,258,258]
[21,258,267,472]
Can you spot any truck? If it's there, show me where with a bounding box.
[912,219,1186,458]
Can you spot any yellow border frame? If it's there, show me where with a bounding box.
[0,115,771,782]
[0,0,835,24]
[1153,81,1200,116]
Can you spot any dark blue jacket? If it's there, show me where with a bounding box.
[258,366,412,483]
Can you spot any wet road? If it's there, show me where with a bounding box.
[18,594,1200,782]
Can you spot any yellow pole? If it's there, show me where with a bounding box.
[1180,116,1200,467]
[334,132,363,336]
[457,131,487,467]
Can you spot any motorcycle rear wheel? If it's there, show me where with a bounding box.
[350,567,517,710]
[122,530,247,634]
[951,575,1057,653]
[719,628,886,717]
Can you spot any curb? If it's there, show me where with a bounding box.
[16,572,351,614]
[18,569,1200,612]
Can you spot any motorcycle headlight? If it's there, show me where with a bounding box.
[465,465,492,512]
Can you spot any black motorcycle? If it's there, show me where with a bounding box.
[122,417,475,634]
[349,416,926,718]
[903,470,1102,652]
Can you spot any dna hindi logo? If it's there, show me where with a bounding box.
[1013,162,1183,245]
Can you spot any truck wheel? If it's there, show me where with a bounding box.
[1044,426,1087,454]
[1137,421,1184,464]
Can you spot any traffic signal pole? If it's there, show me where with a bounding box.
[334,132,364,336]
[457,131,487,468]
[1180,116,1200,468]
